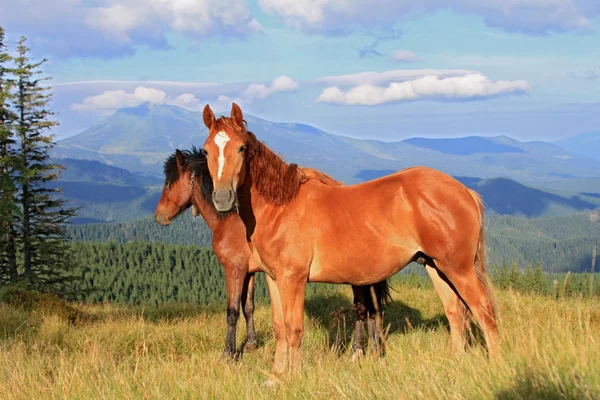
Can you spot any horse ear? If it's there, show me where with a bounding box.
[231,102,243,127]
[203,104,215,129]
[175,149,186,170]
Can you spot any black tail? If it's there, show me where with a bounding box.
[365,279,392,313]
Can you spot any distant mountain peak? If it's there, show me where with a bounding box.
[553,131,600,161]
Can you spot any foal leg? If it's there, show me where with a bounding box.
[425,264,468,354]
[437,262,499,358]
[266,275,287,376]
[277,275,308,374]
[241,273,258,352]
[223,264,246,359]
[351,285,368,361]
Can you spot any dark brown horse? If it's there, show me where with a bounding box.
[154,147,391,359]
[200,103,499,375]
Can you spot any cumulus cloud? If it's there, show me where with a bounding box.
[71,76,299,113]
[315,69,476,86]
[71,87,168,113]
[71,87,234,114]
[1,0,261,58]
[259,0,599,35]
[240,75,300,101]
[391,50,421,63]
[315,73,530,105]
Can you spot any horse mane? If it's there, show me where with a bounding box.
[300,168,342,187]
[163,146,230,218]
[213,115,342,205]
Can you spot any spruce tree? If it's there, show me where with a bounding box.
[0,26,18,284]
[12,36,79,292]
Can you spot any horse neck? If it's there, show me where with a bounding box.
[246,140,304,206]
[239,163,289,228]
[192,182,220,229]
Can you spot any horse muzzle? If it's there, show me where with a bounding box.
[155,213,171,226]
[213,188,236,212]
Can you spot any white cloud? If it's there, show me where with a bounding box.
[71,76,299,113]
[1,0,261,58]
[315,73,531,105]
[71,87,167,113]
[315,69,476,86]
[259,0,599,35]
[391,50,421,63]
[170,93,203,110]
[241,75,300,101]
[86,0,261,43]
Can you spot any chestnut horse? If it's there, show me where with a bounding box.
[200,103,499,375]
[154,147,392,359]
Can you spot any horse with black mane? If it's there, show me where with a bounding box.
[154,147,391,359]
[199,103,499,375]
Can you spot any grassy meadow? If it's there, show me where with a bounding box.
[1,284,599,399]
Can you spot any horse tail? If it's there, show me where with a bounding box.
[374,279,392,309]
[365,279,392,313]
[468,188,497,319]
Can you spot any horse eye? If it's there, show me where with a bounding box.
[239,145,246,153]
[201,148,208,156]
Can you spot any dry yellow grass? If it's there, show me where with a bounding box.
[1,285,599,399]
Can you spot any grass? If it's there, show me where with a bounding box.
[1,285,599,399]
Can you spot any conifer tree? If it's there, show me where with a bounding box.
[0,26,18,283]
[12,36,78,291]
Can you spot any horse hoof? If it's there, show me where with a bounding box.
[244,341,258,352]
[263,378,281,387]
[351,349,365,362]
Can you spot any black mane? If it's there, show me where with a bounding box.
[163,146,230,218]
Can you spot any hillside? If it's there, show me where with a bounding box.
[56,158,161,186]
[56,160,600,223]
[48,158,163,224]
[470,177,600,218]
[354,172,600,218]
[53,103,600,190]
[554,131,600,161]
[68,211,600,273]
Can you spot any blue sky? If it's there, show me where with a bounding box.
[2,0,600,141]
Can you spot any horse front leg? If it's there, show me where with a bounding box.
[241,272,258,352]
[223,263,245,359]
[265,275,287,376]
[276,273,308,375]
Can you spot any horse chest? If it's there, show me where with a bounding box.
[252,229,310,273]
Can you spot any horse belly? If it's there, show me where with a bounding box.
[307,242,416,285]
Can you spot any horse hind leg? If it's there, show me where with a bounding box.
[435,260,499,358]
[351,285,368,361]
[424,263,469,354]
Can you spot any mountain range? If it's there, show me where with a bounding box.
[51,157,600,224]
[53,103,600,189]
[553,131,600,162]
[49,103,600,223]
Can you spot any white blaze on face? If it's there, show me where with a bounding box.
[214,131,231,179]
